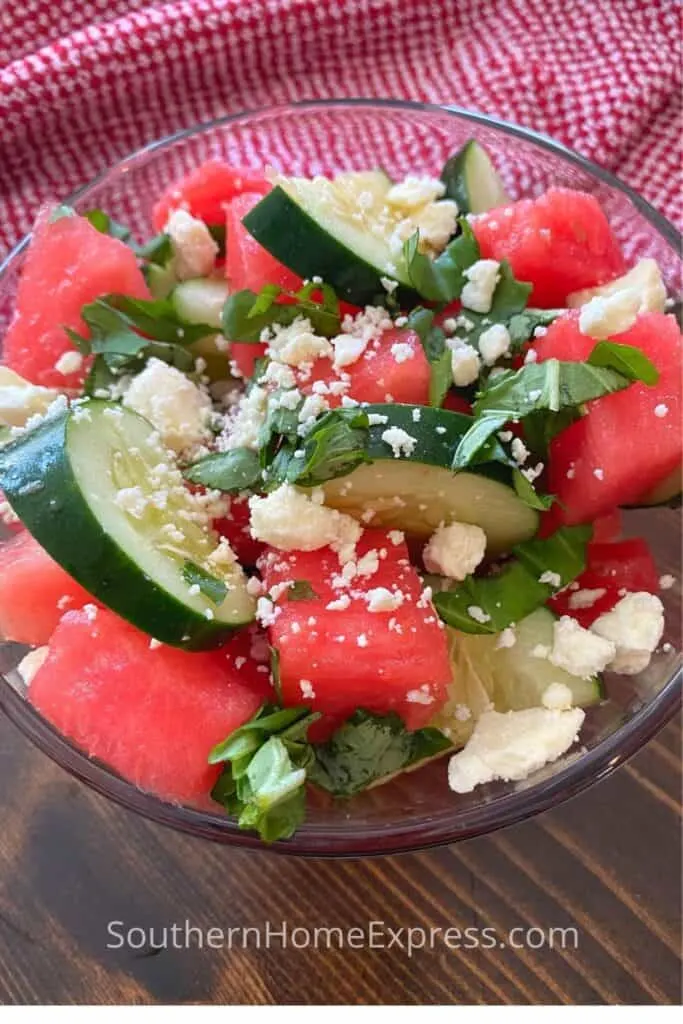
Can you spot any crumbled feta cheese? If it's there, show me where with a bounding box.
[368,412,389,426]
[521,462,544,483]
[541,682,575,711]
[381,426,417,458]
[410,200,459,251]
[539,570,562,588]
[387,530,405,547]
[411,408,421,423]
[149,638,162,650]
[511,437,529,465]
[591,592,665,675]
[467,605,491,624]
[423,521,487,582]
[461,259,500,314]
[448,707,585,792]
[115,485,148,519]
[549,616,616,678]
[524,347,539,364]
[385,175,446,209]
[532,644,550,659]
[246,576,265,598]
[248,484,362,562]
[578,288,641,339]
[593,467,604,481]
[165,209,219,280]
[391,342,414,364]
[0,366,59,428]
[356,549,380,577]
[326,594,351,611]
[356,633,369,648]
[654,403,669,419]
[267,317,332,366]
[17,646,49,686]
[405,684,435,705]
[450,340,481,387]
[478,323,511,366]
[568,259,667,314]
[300,679,316,700]
[333,306,392,368]
[260,362,297,390]
[496,627,517,649]
[569,587,607,610]
[221,385,268,451]
[54,350,83,376]
[298,393,329,425]
[380,276,398,293]
[365,587,404,613]
[256,596,280,628]
[659,574,675,590]
[123,358,212,455]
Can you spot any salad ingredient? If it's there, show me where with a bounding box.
[249,484,362,559]
[17,646,49,686]
[422,521,487,581]
[3,209,150,389]
[578,289,641,339]
[591,592,665,675]
[471,188,626,307]
[213,496,265,566]
[537,312,682,525]
[547,616,616,679]
[122,357,212,455]
[0,401,254,648]
[630,466,682,508]
[0,367,58,428]
[226,192,303,295]
[567,258,667,314]
[152,160,270,230]
[29,607,271,804]
[447,706,585,793]
[165,210,219,280]
[171,277,230,330]
[460,259,501,314]
[440,139,509,214]
[259,529,452,729]
[0,530,95,645]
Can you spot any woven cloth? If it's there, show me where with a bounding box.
[0,0,681,258]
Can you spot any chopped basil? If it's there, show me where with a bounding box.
[184,448,262,493]
[403,218,480,302]
[512,468,555,511]
[274,408,371,489]
[222,282,341,342]
[287,580,318,601]
[405,307,452,408]
[587,340,660,385]
[448,261,532,351]
[181,561,228,605]
[506,308,563,350]
[82,206,173,266]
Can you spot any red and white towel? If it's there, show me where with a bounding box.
[0,0,680,257]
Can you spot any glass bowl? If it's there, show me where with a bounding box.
[0,100,680,857]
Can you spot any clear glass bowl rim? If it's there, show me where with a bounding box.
[0,98,680,858]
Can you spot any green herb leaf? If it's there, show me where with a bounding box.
[309,710,451,797]
[448,261,533,353]
[287,580,318,601]
[429,348,454,408]
[222,283,341,343]
[452,414,509,470]
[587,341,660,385]
[184,448,262,493]
[506,308,563,350]
[281,408,371,488]
[404,218,480,302]
[82,207,173,266]
[433,525,592,633]
[181,561,228,605]
[83,208,132,243]
[521,406,580,459]
[405,307,453,408]
[512,468,555,511]
[49,204,76,223]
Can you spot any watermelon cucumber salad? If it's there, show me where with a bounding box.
[0,141,680,842]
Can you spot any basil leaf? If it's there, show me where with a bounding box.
[405,307,453,408]
[83,208,132,242]
[104,295,212,345]
[587,341,660,385]
[283,408,371,488]
[222,284,341,343]
[452,414,509,469]
[512,468,555,511]
[287,580,318,601]
[475,359,632,419]
[208,223,226,257]
[181,561,228,605]
[403,218,480,302]
[521,406,580,459]
[507,308,563,350]
[184,448,262,493]
[82,207,173,266]
[429,348,454,408]
[309,710,451,796]
[433,525,592,633]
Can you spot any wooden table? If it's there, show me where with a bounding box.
[0,711,679,1005]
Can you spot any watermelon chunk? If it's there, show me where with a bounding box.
[535,311,682,525]
[0,530,95,646]
[472,188,626,307]
[550,538,659,627]
[229,341,268,380]
[226,193,302,294]
[152,161,270,231]
[214,496,265,567]
[2,210,150,389]
[298,327,431,407]
[29,608,272,805]
[259,529,451,729]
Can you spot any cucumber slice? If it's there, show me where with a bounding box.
[451,607,603,712]
[146,261,178,300]
[242,171,421,307]
[320,404,538,555]
[0,401,254,649]
[171,277,230,329]
[440,140,509,215]
[429,626,494,747]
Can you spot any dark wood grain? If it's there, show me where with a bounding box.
[0,712,679,1005]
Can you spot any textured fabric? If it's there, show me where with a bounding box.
[0,0,680,258]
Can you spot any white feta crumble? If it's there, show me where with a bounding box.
[405,684,435,705]
[380,276,398,293]
[356,633,369,648]
[448,707,585,793]
[123,358,212,455]
[248,484,362,562]
[659,574,675,590]
[221,385,268,451]
[521,462,544,483]
[410,200,459,251]
[511,437,529,465]
[333,305,392,368]
[549,616,616,679]
[381,426,417,458]
[541,682,575,711]
[539,570,562,588]
[365,587,404,613]
[654,403,669,419]
[149,638,162,651]
[165,209,219,280]
[256,596,280,628]
[461,259,500,314]
[450,340,481,387]
[326,594,351,612]
[17,646,49,686]
[386,175,446,209]
[578,288,641,339]
[568,259,667,315]
[593,467,604,481]
[423,521,487,582]
[299,679,316,700]
[267,317,332,366]
[569,587,607,610]
[411,408,421,423]
[478,323,511,366]
[260,362,297,390]
[467,605,491,624]
[391,342,415,364]
[496,627,517,649]
[387,530,405,547]
[54,350,84,376]
[0,367,59,428]
[367,412,389,426]
[114,485,148,519]
[524,347,539,364]
[591,592,665,675]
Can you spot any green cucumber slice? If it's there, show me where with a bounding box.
[242,172,420,307]
[440,140,509,215]
[429,626,494,747]
[451,607,603,712]
[320,404,538,554]
[0,401,254,648]
[146,261,178,300]
[171,277,230,329]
